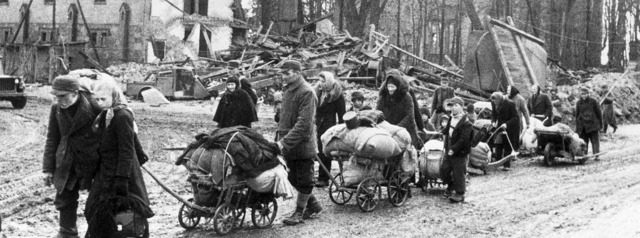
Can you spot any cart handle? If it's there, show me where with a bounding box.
[141,165,211,213]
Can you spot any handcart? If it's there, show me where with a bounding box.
[318,151,411,212]
[534,128,606,166]
[143,149,279,235]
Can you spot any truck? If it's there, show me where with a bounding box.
[0,75,27,109]
[125,66,210,100]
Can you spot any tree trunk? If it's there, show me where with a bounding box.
[524,0,541,37]
[585,0,604,67]
[439,0,446,64]
[609,0,628,71]
[464,0,483,30]
[260,0,298,34]
[343,0,390,37]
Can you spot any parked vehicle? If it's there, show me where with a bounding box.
[125,66,210,100]
[0,75,27,109]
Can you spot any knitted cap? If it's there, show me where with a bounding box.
[51,75,80,96]
[281,60,302,71]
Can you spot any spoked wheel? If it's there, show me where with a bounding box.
[329,173,353,205]
[251,197,278,228]
[356,177,381,212]
[178,198,201,229]
[388,171,410,207]
[213,204,237,235]
[543,143,555,166]
[234,208,246,228]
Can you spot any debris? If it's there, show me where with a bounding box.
[141,88,171,106]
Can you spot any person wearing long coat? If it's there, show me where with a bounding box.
[387,69,425,133]
[43,76,103,238]
[576,87,603,156]
[213,76,258,128]
[490,92,520,170]
[314,71,346,187]
[601,95,617,134]
[85,79,154,237]
[508,85,530,147]
[528,85,553,126]
[431,78,456,131]
[376,74,422,149]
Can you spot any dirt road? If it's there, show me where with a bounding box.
[1,98,640,238]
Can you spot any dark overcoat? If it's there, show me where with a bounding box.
[442,114,473,157]
[576,97,603,134]
[377,75,421,148]
[316,92,346,137]
[276,75,318,160]
[528,92,553,119]
[213,89,258,128]
[43,93,102,193]
[492,98,520,148]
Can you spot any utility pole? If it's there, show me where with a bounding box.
[52,0,56,44]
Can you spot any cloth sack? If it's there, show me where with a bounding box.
[377,121,412,151]
[342,157,385,187]
[246,163,295,199]
[469,142,491,169]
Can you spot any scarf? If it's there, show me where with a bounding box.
[315,72,343,107]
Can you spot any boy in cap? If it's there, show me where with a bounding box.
[275,60,323,225]
[440,97,473,203]
[575,87,603,159]
[348,91,372,112]
[43,75,103,238]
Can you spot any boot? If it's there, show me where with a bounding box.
[442,188,453,198]
[283,193,310,225]
[303,194,322,219]
[54,209,78,238]
[449,192,465,203]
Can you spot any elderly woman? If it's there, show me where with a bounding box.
[314,71,346,187]
[376,74,421,149]
[85,79,153,237]
[213,76,258,128]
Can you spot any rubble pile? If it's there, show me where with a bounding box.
[106,63,173,83]
[553,72,640,125]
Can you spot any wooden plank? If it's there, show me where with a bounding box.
[507,17,538,88]
[490,18,545,46]
[388,44,463,79]
[10,0,34,44]
[485,16,515,87]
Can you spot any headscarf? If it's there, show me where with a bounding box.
[90,77,133,131]
[508,85,520,99]
[315,71,343,106]
[379,74,409,102]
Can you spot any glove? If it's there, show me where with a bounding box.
[43,172,54,187]
[448,150,454,156]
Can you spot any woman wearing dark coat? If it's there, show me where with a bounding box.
[85,79,153,237]
[213,76,258,128]
[239,76,259,105]
[490,92,520,170]
[576,87,603,156]
[314,71,346,187]
[376,74,422,149]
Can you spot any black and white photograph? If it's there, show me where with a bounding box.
[1,0,640,237]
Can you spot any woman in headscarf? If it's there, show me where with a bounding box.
[239,75,259,105]
[314,71,346,187]
[213,76,258,128]
[376,74,422,149]
[85,79,153,238]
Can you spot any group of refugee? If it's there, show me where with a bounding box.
[44,75,152,238]
[43,58,617,237]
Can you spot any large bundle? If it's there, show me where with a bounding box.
[246,162,295,198]
[469,142,491,169]
[321,124,403,159]
[341,156,385,186]
[419,140,444,180]
[377,121,412,151]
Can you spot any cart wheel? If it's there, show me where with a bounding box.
[388,171,410,207]
[178,198,201,230]
[234,208,246,228]
[329,173,353,205]
[543,143,555,166]
[251,197,278,228]
[213,204,237,235]
[356,178,381,212]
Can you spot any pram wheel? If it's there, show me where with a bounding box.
[178,198,201,229]
[356,177,381,212]
[388,171,410,207]
[251,197,278,228]
[543,143,555,166]
[213,204,237,235]
[329,174,353,205]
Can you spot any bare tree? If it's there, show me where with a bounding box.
[343,0,390,36]
[608,0,629,71]
[464,0,483,30]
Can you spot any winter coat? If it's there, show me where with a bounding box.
[528,92,553,119]
[276,75,318,160]
[316,92,346,136]
[509,87,530,127]
[602,97,616,126]
[348,102,373,112]
[431,86,455,114]
[443,114,473,157]
[213,88,258,128]
[492,98,520,148]
[376,75,422,148]
[43,93,102,193]
[85,109,154,236]
[575,96,603,134]
[409,89,425,131]
[240,77,259,105]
